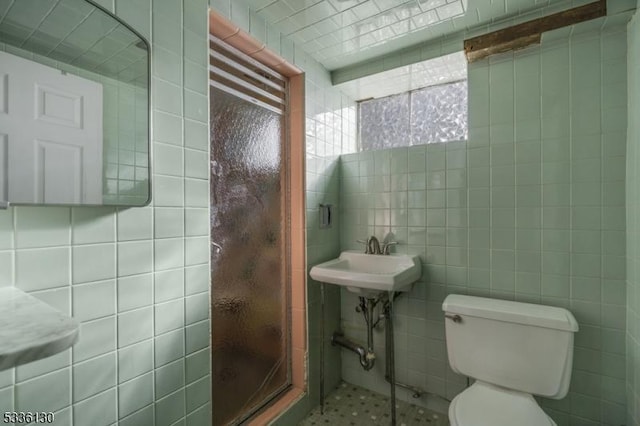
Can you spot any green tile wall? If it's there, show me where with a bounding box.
[339,19,629,426]
[0,0,211,424]
[627,4,640,425]
[209,1,357,424]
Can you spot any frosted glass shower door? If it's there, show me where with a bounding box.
[210,87,290,425]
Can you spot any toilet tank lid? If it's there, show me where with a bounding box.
[442,295,579,332]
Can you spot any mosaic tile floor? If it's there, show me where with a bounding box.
[299,382,449,426]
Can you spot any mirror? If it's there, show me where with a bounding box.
[0,0,150,206]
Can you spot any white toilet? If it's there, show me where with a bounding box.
[442,295,579,426]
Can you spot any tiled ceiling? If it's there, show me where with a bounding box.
[336,50,466,100]
[247,0,565,70]
[0,0,147,85]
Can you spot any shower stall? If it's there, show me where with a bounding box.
[209,35,291,425]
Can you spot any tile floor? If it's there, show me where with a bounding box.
[299,382,449,426]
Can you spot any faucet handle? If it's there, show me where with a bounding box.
[211,241,223,254]
[382,241,398,255]
[356,239,369,253]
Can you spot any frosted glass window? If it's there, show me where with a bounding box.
[358,80,468,151]
[359,92,410,151]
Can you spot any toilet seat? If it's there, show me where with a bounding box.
[449,381,556,426]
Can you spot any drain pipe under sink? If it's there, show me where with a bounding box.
[331,296,377,370]
[331,332,376,370]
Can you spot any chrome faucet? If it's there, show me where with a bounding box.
[367,236,381,255]
[382,241,398,255]
[356,236,397,255]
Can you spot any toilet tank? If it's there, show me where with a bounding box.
[442,295,579,399]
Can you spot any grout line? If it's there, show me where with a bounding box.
[41,9,97,60]
[487,58,493,299]
[11,204,16,410]
[538,39,543,300]
[179,0,187,421]
[0,0,16,24]
[17,0,58,50]
[67,205,74,423]
[512,49,517,298]
[114,205,120,423]
[568,31,574,306]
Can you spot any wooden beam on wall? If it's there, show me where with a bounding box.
[464,0,607,62]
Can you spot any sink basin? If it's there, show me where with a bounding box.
[309,250,422,297]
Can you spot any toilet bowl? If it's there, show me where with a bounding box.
[448,382,555,426]
[442,295,578,426]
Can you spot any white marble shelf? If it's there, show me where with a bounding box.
[0,287,80,371]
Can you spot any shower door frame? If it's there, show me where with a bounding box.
[209,10,308,425]
[209,39,291,424]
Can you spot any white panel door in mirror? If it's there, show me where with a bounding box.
[36,84,83,129]
[0,51,102,204]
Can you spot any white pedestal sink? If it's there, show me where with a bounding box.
[309,250,422,297]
